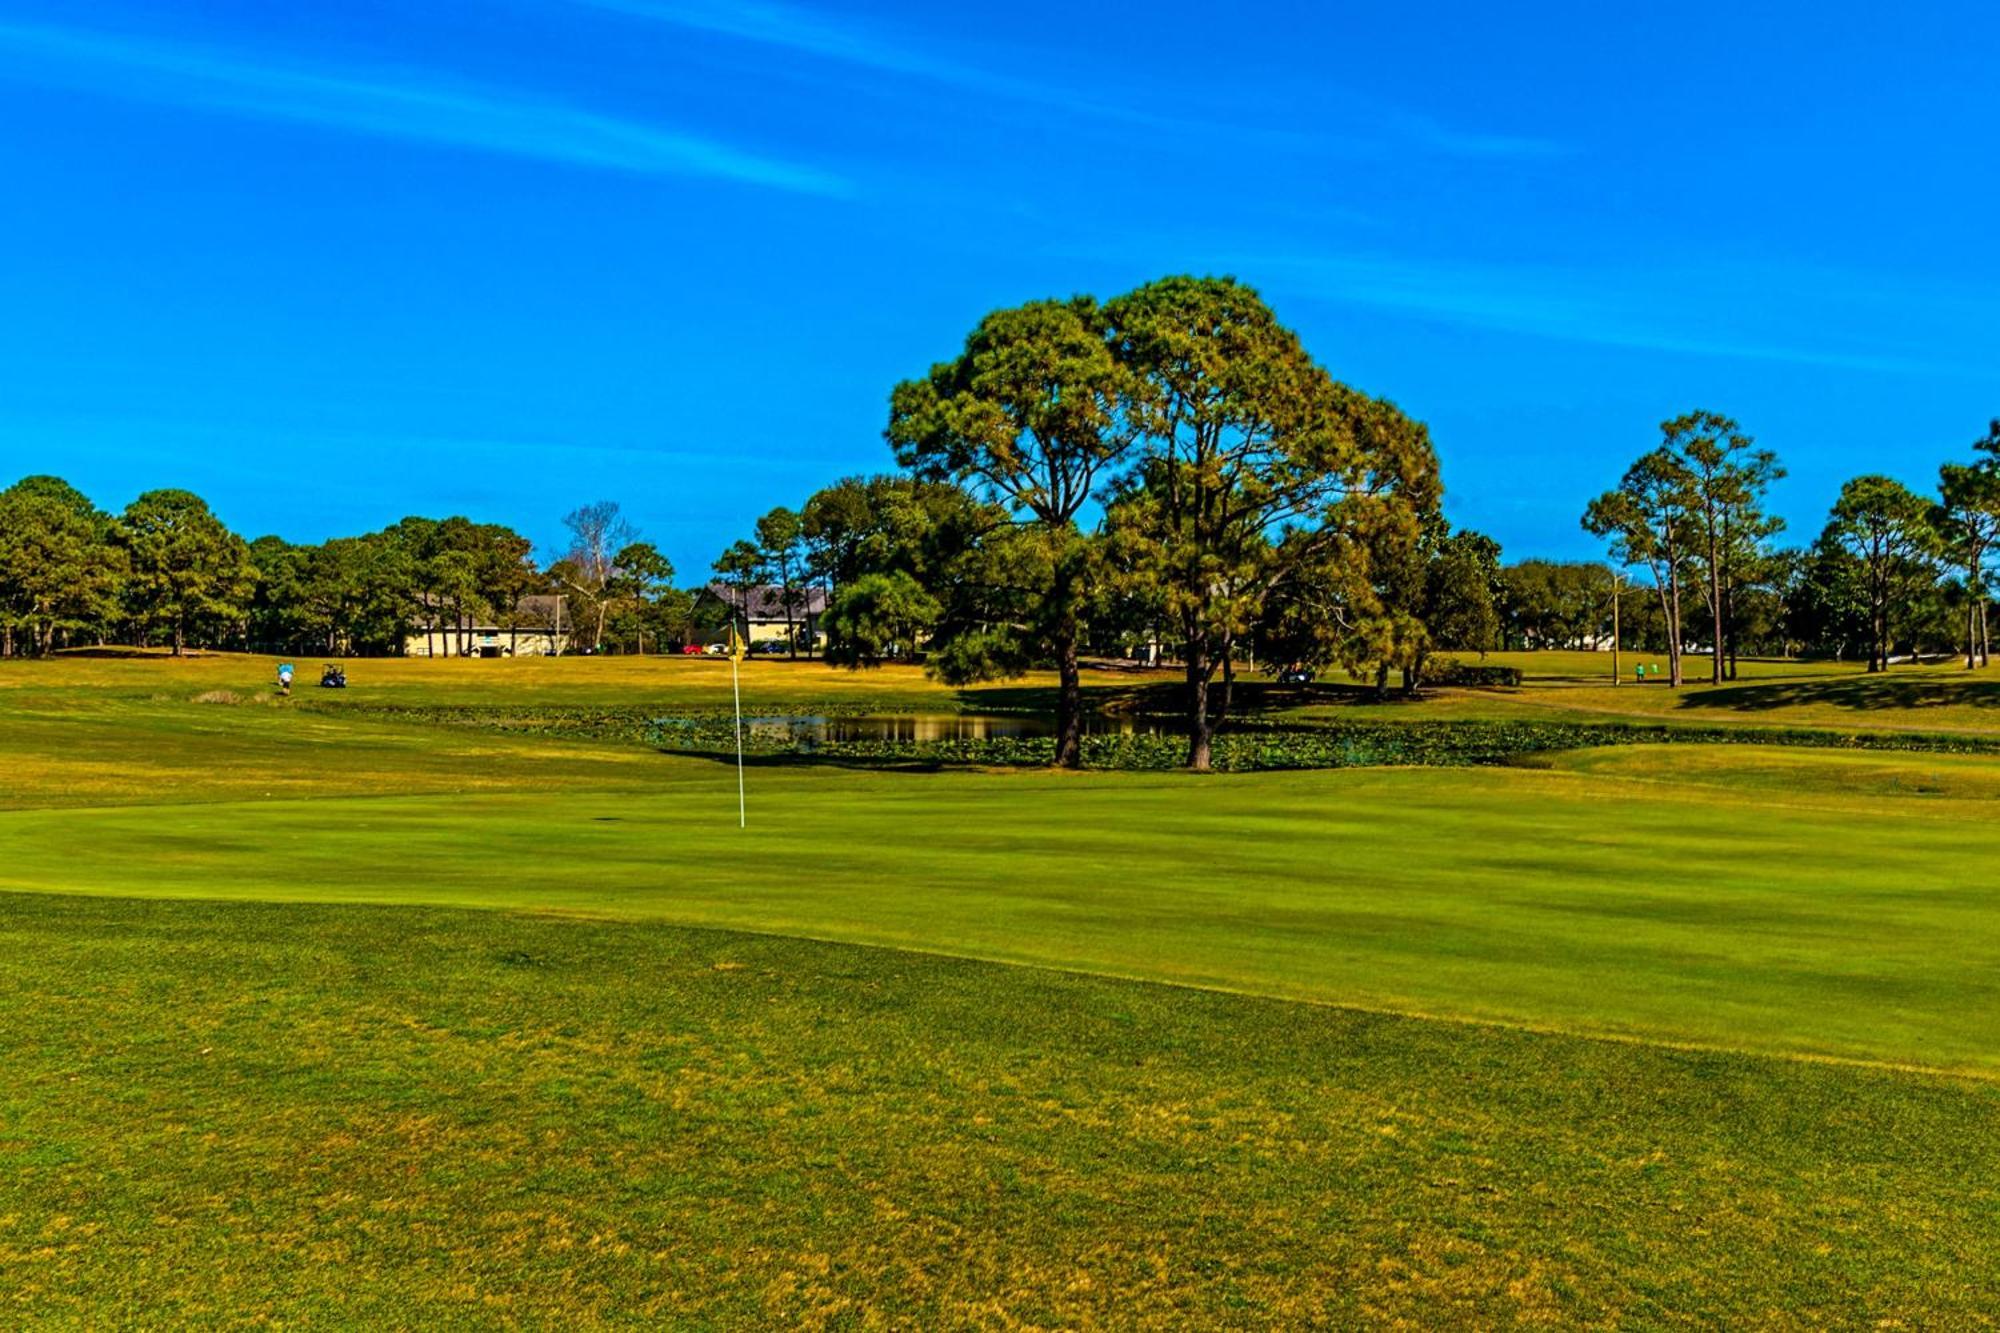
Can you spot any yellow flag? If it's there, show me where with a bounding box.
[727,623,747,661]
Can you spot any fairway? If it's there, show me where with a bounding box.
[5,653,2000,1323]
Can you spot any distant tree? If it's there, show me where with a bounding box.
[1670,411,1783,682]
[0,476,124,656]
[380,517,444,655]
[424,517,490,657]
[712,539,764,639]
[558,501,638,651]
[1824,475,1938,671]
[797,475,1001,663]
[1936,421,2000,668]
[1584,448,1695,685]
[1423,530,1503,662]
[1498,560,1612,650]
[821,571,941,667]
[1103,276,1435,769]
[604,541,681,652]
[800,477,876,607]
[118,489,255,656]
[472,524,538,656]
[753,507,808,658]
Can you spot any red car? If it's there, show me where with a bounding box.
[680,643,703,655]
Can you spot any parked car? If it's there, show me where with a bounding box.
[680,643,703,655]
[1277,666,1314,686]
[750,640,788,655]
[701,642,729,656]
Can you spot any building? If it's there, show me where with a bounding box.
[403,594,571,658]
[694,583,827,648]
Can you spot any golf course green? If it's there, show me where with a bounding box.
[4,651,1998,1324]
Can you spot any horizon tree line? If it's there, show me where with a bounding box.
[1582,413,2000,682]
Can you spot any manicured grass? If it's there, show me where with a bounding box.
[6,755,1998,1072]
[4,894,1995,1327]
[1465,651,2000,734]
[5,651,2000,1321]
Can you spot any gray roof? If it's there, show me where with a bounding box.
[703,582,826,620]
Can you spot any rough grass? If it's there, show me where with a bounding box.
[3,894,1995,1328]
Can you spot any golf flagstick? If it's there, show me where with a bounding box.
[730,620,746,828]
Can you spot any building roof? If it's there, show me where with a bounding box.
[701,583,827,620]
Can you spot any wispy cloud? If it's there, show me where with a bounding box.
[1233,249,1978,375]
[1052,240,1979,377]
[0,19,847,194]
[567,0,1562,159]
[575,0,1078,103]
[1390,112,1570,161]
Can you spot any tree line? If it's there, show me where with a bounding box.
[1582,412,2000,683]
[5,274,1997,768]
[0,485,697,661]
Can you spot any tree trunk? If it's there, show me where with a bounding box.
[785,574,798,660]
[1722,578,1739,680]
[1217,647,1235,727]
[1656,570,1684,687]
[1184,636,1212,772]
[1708,548,1724,685]
[1054,621,1083,769]
[173,620,185,657]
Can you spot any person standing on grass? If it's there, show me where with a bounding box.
[276,662,294,696]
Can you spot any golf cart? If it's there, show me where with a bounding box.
[320,664,348,689]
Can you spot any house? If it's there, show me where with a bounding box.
[404,593,571,658]
[694,582,827,648]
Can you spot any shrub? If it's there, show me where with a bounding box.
[1426,658,1522,688]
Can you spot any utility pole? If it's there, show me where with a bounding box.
[552,593,565,658]
[1610,571,1623,685]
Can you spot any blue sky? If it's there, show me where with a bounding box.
[1,1,1994,576]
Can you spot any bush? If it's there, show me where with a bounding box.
[1426,658,1522,687]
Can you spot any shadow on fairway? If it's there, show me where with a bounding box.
[1676,674,2000,714]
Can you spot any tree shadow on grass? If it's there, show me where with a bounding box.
[1675,674,2000,714]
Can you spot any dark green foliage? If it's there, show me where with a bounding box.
[821,571,941,666]
[1425,657,1524,687]
[1499,559,1615,649]
[796,476,1005,665]
[1103,275,1437,766]
[0,476,124,656]
[1824,475,1940,672]
[888,294,1130,765]
[118,488,257,656]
